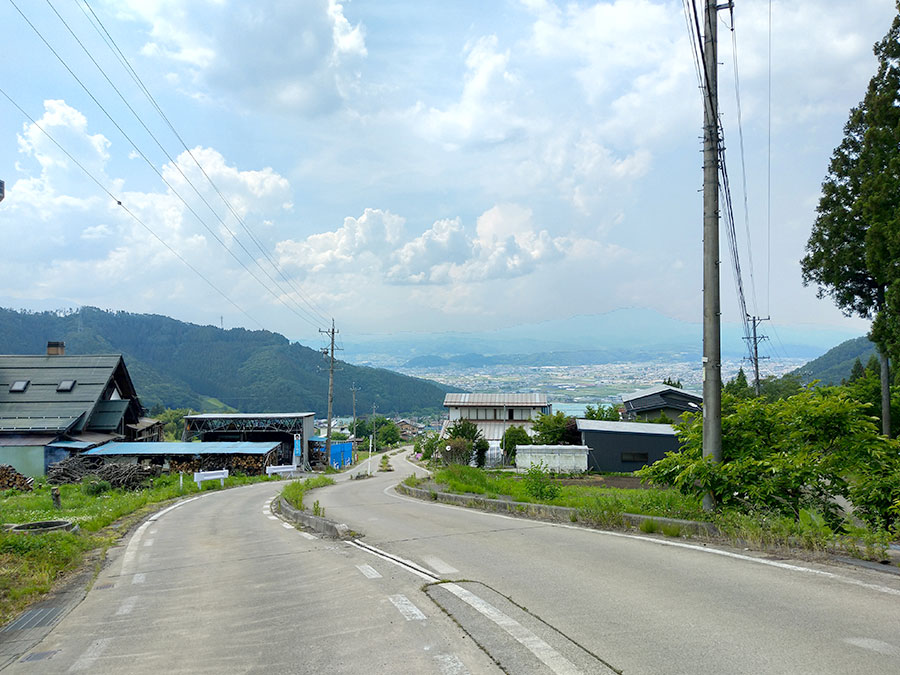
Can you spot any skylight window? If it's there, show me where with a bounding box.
[9,380,29,393]
[57,380,76,392]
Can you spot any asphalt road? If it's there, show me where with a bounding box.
[4,451,900,674]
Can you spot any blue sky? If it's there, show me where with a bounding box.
[0,0,893,345]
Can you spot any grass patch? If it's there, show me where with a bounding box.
[639,518,660,534]
[281,476,335,511]
[432,465,703,520]
[0,472,278,626]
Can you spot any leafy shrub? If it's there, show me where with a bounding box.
[474,439,489,468]
[639,518,659,533]
[441,438,472,466]
[637,388,898,526]
[523,461,561,501]
[81,477,112,496]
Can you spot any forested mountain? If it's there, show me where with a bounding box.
[0,307,454,415]
[792,335,875,385]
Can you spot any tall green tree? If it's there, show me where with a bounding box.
[531,411,580,445]
[801,6,900,436]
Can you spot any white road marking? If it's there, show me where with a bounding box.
[299,531,317,540]
[68,638,112,672]
[434,653,469,675]
[282,522,294,529]
[385,486,900,598]
[131,573,145,585]
[356,564,382,579]
[389,594,426,621]
[267,515,278,521]
[115,596,138,616]
[143,539,154,547]
[262,510,271,515]
[845,637,900,656]
[149,528,157,535]
[121,497,200,576]
[423,555,458,575]
[442,583,582,675]
[120,521,151,576]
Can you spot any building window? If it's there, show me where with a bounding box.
[57,380,76,392]
[9,380,29,393]
[621,452,649,463]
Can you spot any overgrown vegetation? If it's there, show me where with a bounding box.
[431,464,702,520]
[281,476,335,511]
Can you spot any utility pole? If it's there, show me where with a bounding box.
[743,316,769,396]
[702,0,722,509]
[367,403,376,476]
[319,319,339,467]
[351,383,359,462]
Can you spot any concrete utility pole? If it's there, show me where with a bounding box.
[702,0,722,509]
[320,319,339,466]
[351,383,359,460]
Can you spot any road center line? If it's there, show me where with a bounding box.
[356,564,382,579]
[389,594,426,621]
[115,596,138,616]
[68,638,112,672]
[423,555,458,575]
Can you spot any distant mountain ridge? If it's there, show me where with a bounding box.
[343,308,860,367]
[0,307,453,415]
[792,335,876,385]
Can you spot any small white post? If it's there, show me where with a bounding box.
[179,472,183,492]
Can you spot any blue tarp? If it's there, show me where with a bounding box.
[329,441,353,469]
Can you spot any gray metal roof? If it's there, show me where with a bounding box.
[576,419,677,436]
[0,354,139,433]
[184,413,314,420]
[443,393,548,407]
[620,384,702,403]
[84,441,281,456]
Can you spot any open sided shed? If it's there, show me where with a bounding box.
[576,419,680,472]
[84,441,281,474]
[182,413,314,468]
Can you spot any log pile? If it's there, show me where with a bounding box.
[47,456,159,490]
[47,456,104,484]
[0,464,34,491]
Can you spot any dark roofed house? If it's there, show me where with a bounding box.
[0,341,162,476]
[621,385,702,423]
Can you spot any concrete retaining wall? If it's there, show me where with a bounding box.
[275,497,351,539]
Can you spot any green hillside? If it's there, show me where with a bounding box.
[792,335,876,385]
[0,307,453,416]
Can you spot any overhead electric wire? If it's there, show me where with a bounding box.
[685,0,758,363]
[44,0,329,330]
[0,85,263,330]
[10,0,327,331]
[76,0,332,328]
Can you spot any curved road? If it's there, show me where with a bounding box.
[5,451,900,674]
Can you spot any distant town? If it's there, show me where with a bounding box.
[397,357,806,412]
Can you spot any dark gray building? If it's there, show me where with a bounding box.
[621,384,702,422]
[0,342,161,476]
[576,419,680,472]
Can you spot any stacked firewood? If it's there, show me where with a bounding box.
[0,464,34,491]
[229,454,268,475]
[47,456,104,484]
[47,456,159,490]
[169,458,201,473]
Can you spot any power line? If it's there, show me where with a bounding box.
[75,0,332,328]
[0,85,263,330]
[9,0,330,331]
